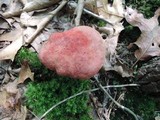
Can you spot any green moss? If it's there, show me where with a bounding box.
[15,47,41,68]
[125,91,156,120]
[14,47,52,79]
[97,20,106,27]
[111,91,157,120]
[126,0,160,18]
[25,76,92,120]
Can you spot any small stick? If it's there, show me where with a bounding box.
[75,0,84,26]
[39,83,139,119]
[25,0,67,44]
[68,1,113,26]
[94,76,139,120]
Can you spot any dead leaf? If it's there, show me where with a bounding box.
[103,55,133,77]
[23,0,61,12]
[0,0,11,13]
[31,30,49,53]
[20,12,47,27]
[0,16,11,34]
[0,91,8,106]
[13,105,27,120]
[96,0,125,24]
[100,23,131,77]
[125,7,160,60]
[2,0,23,18]
[0,22,24,41]
[100,23,124,55]
[84,0,98,14]
[0,18,10,29]
[0,76,26,119]
[23,27,49,52]
[0,36,24,61]
[4,80,18,94]
[0,80,20,108]
[18,60,34,84]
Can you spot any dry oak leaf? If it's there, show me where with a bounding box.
[20,12,48,27]
[0,22,24,42]
[18,60,34,84]
[23,0,61,12]
[96,0,124,24]
[4,80,18,94]
[84,0,98,14]
[125,7,160,60]
[1,80,19,108]
[0,36,24,61]
[12,105,27,120]
[0,90,8,107]
[0,16,11,34]
[100,23,132,77]
[2,0,23,18]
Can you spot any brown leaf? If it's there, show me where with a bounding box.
[102,23,124,55]
[0,91,8,106]
[0,0,11,13]
[100,23,131,77]
[103,56,133,77]
[96,0,124,24]
[4,80,18,94]
[2,0,23,18]
[23,0,61,12]
[84,0,98,14]
[0,88,25,118]
[0,22,24,42]
[0,36,24,61]
[0,16,11,34]
[125,7,160,60]
[13,105,27,120]
[18,60,34,84]
[20,12,47,27]
[0,80,20,108]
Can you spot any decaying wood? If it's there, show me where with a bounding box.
[136,57,160,93]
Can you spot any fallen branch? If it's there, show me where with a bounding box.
[68,1,113,26]
[75,0,84,26]
[28,109,40,120]
[39,83,139,119]
[2,0,61,18]
[25,0,67,44]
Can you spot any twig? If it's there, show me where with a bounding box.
[25,0,67,44]
[40,91,85,120]
[92,84,139,91]
[39,83,139,119]
[94,77,139,120]
[28,109,40,120]
[108,92,125,117]
[2,0,61,18]
[68,1,113,26]
[75,0,84,26]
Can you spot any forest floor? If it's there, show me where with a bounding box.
[0,0,160,120]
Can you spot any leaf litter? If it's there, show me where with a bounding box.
[0,0,159,119]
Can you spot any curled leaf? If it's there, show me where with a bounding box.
[125,7,160,60]
[18,60,34,84]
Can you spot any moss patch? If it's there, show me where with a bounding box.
[25,76,92,120]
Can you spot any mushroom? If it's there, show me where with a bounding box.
[39,26,106,79]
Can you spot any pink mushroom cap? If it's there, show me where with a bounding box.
[39,26,106,79]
